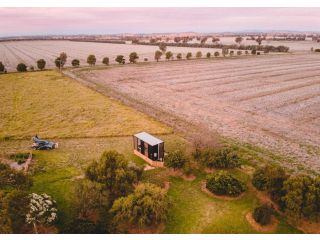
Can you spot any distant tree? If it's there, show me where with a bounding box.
[149,38,156,44]
[154,50,162,62]
[174,37,181,43]
[102,57,109,65]
[0,62,4,72]
[144,58,148,62]
[186,52,192,60]
[129,52,139,63]
[235,36,243,45]
[245,50,249,55]
[110,183,169,228]
[214,51,220,57]
[86,150,142,201]
[237,51,242,56]
[165,51,173,60]
[36,59,46,70]
[206,52,211,58]
[251,49,257,55]
[200,37,208,44]
[176,53,182,60]
[115,55,125,64]
[212,37,220,43]
[55,52,67,69]
[26,193,57,234]
[256,37,263,45]
[71,59,80,67]
[196,51,202,58]
[87,55,96,66]
[229,51,234,56]
[16,63,27,72]
[28,66,35,71]
[222,47,229,57]
[159,42,167,53]
[164,150,188,171]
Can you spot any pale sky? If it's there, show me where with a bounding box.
[0,8,319,37]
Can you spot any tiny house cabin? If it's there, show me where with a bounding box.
[133,132,164,167]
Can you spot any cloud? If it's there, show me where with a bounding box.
[0,8,319,36]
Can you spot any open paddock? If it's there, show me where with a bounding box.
[75,53,320,171]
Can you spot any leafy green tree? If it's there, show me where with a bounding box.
[159,42,167,53]
[0,62,4,72]
[6,190,30,233]
[129,52,139,63]
[102,57,109,65]
[206,171,246,197]
[36,59,46,70]
[86,150,142,201]
[115,55,125,64]
[71,59,80,67]
[154,50,162,62]
[110,183,169,227]
[198,148,240,169]
[87,55,96,66]
[252,165,288,209]
[253,204,273,225]
[282,175,320,220]
[164,150,188,171]
[176,53,182,60]
[74,180,104,219]
[0,191,12,233]
[186,52,192,60]
[16,63,27,72]
[196,51,202,58]
[206,52,211,58]
[165,51,173,60]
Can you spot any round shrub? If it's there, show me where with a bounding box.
[206,171,246,197]
[71,59,80,67]
[164,149,188,170]
[16,63,27,72]
[102,57,109,65]
[253,204,273,225]
[252,167,268,191]
[199,148,241,169]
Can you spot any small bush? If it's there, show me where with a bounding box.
[206,171,246,197]
[252,167,268,191]
[229,51,234,56]
[214,52,220,57]
[237,51,242,55]
[16,63,27,72]
[164,150,188,171]
[176,53,182,60]
[245,50,249,55]
[36,59,46,70]
[0,61,5,72]
[144,57,148,62]
[72,59,80,67]
[102,57,109,65]
[251,49,257,55]
[186,52,192,59]
[253,204,273,225]
[206,52,211,58]
[198,147,241,169]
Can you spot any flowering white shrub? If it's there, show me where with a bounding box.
[26,193,57,233]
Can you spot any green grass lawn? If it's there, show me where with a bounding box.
[0,71,171,140]
[0,71,301,233]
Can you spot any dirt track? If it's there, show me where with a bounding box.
[71,53,320,172]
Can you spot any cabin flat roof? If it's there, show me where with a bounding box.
[134,132,163,146]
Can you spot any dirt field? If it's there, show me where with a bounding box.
[73,53,320,172]
[0,40,222,72]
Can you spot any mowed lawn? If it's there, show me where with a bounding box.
[0,70,171,139]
